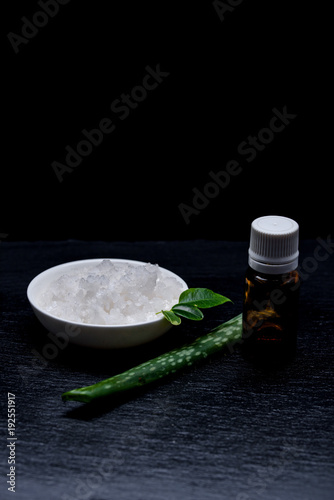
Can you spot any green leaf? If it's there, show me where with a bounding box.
[172,304,204,321]
[178,288,232,309]
[61,314,243,403]
[162,310,182,325]
[158,287,232,326]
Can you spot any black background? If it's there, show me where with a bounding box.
[2,1,331,242]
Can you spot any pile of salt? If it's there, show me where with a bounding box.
[37,260,185,325]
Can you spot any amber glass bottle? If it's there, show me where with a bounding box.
[242,216,300,364]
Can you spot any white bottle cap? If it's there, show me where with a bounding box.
[248,215,299,274]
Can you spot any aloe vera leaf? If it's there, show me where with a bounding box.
[62,313,242,404]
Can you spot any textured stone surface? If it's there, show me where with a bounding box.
[1,240,333,500]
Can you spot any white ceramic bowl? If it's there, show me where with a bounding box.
[27,258,188,349]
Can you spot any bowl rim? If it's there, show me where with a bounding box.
[27,258,188,329]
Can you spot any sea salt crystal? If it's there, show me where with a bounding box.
[37,260,185,325]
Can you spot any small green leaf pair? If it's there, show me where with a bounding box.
[158,288,232,325]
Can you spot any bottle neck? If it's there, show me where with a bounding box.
[248,255,298,275]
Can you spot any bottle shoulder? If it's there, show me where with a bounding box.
[245,266,299,285]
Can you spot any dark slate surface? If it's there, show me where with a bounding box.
[1,240,333,500]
